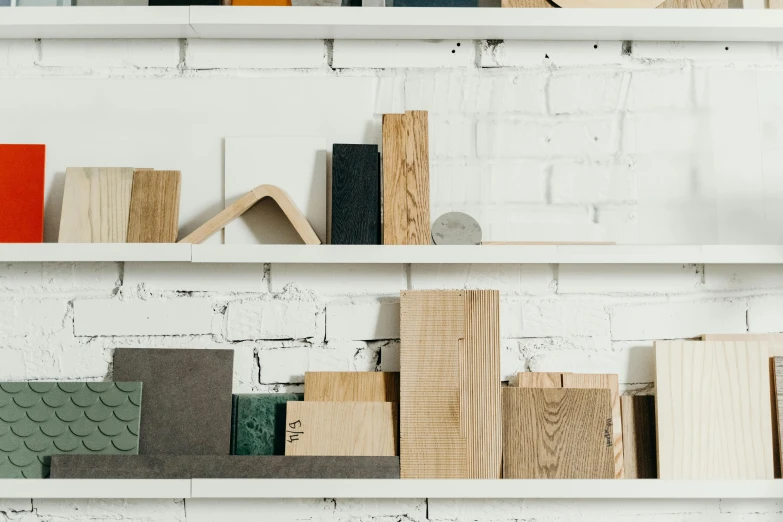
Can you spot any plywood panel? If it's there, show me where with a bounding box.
[561,373,624,479]
[127,170,181,243]
[517,372,563,388]
[621,395,657,479]
[655,340,774,479]
[304,372,399,402]
[284,402,397,457]
[58,167,134,243]
[503,387,613,479]
[0,144,45,243]
[331,144,380,245]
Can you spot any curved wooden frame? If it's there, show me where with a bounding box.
[179,184,321,245]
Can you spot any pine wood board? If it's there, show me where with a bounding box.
[304,372,399,402]
[561,373,624,479]
[0,144,45,243]
[59,167,134,243]
[655,340,774,479]
[284,402,397,457]
[517,372,563,388]
[620,395,657,479]
[126,170,181,243]
[503,387,614,479]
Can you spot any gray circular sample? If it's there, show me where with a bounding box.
[431,212,482,245]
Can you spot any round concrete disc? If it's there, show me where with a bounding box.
[431,212,482,245]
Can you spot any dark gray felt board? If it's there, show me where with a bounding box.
[50,455,401,479]
[112,348,234,456]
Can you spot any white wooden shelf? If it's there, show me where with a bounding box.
[0,479,191,499]
[1,7,783,41]
[0,244,192,262]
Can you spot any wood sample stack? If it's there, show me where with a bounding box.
[399,290,501,479]
[59,168,181,243]
[284,372,399,457]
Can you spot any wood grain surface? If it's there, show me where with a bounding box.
[620,395,657,479]
[127,170,181,243]
[655,340,774,479]
[555,0,664,5]
[561,373,624,479]
[0,144,45,243]
[658,0,727,6]
[382,114,407,246]
[501,0,555,6]
[284,402,397,456]
[774,358,783,474]
[518,372,563,388]
[331,144,381,245]
[503,387,614,479]
[59,167,134,243]
[304,372,399,402]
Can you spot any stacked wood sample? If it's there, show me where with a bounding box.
[621,395,657,479]
[331,144,381,245]
[0,144,45,243]
[399,290,501,479]
[382,111,430,245]
[304,372,399,402]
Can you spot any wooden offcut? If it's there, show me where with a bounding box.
[304,372,399,402]
[330,144,381,245]
[517,372,563,388]
[382,111,430,245]
[284,402,397,457]
[503,387,614,479]
[620,395,657,479]
[127,170,181,243]
[561,373,624,479]
[59,167,134,243]
[655,340,774,479]
[399,290,501,479]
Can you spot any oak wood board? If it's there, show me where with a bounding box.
[517,372,563,388]
[127,170,181,243]
[304,372,399,402]
[620,395,657,479]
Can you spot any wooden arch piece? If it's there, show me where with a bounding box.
[179,184,321,245]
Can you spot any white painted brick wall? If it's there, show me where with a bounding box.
[3,36,783,522]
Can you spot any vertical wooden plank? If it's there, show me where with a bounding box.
[0,144,45,243]
[620,395,657,479]
[462,290,502,479]
[503,387,614,479]
[655,340,774,479]
[382,114,407,246]
[127,170,181,243]
[331,144,381,245]
[517,372,563,388]
[59,167,134,243]
[561,373,624,479]
[774,358,783,473]
[304,372,399,402]
[404,111,431,245]
[284,402,397,456]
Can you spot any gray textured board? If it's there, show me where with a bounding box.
[50,455,400,479]
[112,349,233,456]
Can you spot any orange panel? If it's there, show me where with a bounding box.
[0,145,45,243]
[232,0,291,4]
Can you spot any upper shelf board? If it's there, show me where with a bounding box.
[2,7,783,41]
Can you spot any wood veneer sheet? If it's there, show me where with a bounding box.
[655,340,774,479]
[126,170,181,243]
[620,395,657,479]
[224,137,326,244]
[304,372,399,402]
[284,402,397,456]
[0,144,45,243]
[503,387,614,479]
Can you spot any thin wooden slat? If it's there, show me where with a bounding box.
[58,167,134,243]
[561,373,624,479]
[774,358,783,473]
[331,144,381,245]
[127,170,181,243]
[382,114,407,246]
[517,372,563,388]
[503,387,614,479]
[655,340,774,479]
[304,372,399,402]
[620,395,657,479]
[284,402,397,457]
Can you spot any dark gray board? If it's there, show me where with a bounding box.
[112,349,233,456]
[50,455,401,479]
[331,144,381,245]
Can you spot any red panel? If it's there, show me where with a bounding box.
[0,145,45,243]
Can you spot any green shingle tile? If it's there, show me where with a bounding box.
[0,382,142,478]
[231,394,303,456]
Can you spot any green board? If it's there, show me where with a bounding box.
[0,382,142,478]
[231,394,303,456]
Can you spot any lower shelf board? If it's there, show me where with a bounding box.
[2,480,783,500]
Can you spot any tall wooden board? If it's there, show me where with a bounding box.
[59,167,134,243]
[331,144,381,245]
[561,373,624,478]
[284,402,397,456]
[774,358,783,473]
[503,387,614,479]
[127,170,181,243]
[304,372,399,402]
[0,144,45,243]
[655,340,774,479]
[517,372,563,388]
[620,395,657,478]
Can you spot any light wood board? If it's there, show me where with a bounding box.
[655,340,774,479]
[382,111,430,246]
[59,167,134,243]
[774,358,783,474]
[772,0,783,7]
[658,0,728,6]
[284,402,397,456]
[555,0,664,6]
[127,170,181,243]
[304,372,399,402]
[621,395,657,479]
[517,372,563,388]
[503,387,614,479]
[561,373,624,479]
[501,0,555,7]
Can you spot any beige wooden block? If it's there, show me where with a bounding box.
[304,372,399,402]
[517,372,563,388]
